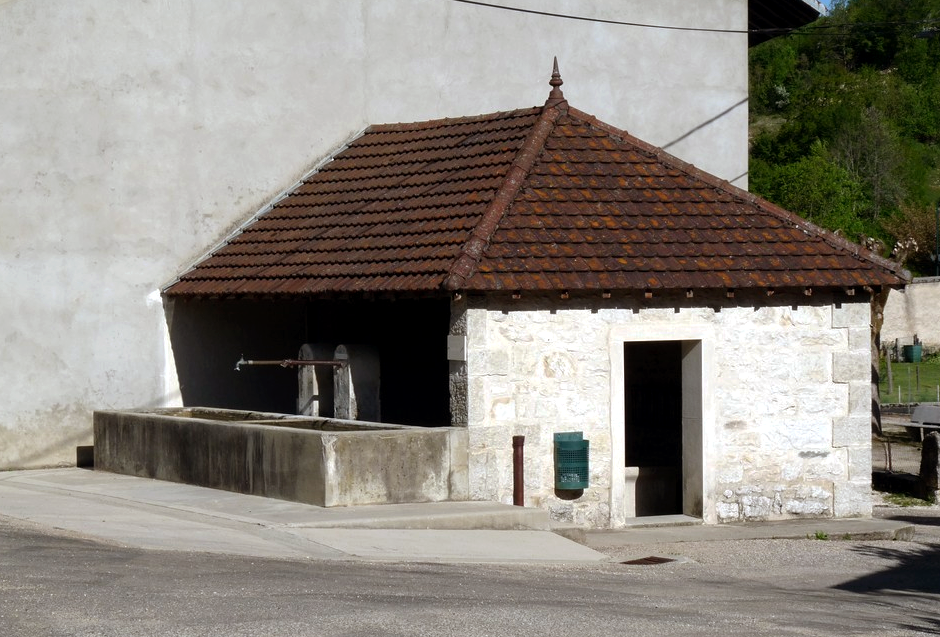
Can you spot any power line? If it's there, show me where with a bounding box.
[447,0,749,34]
[446,0,940,38]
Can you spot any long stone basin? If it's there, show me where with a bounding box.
[93,407,468,507]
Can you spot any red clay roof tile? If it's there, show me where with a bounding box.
[165,68,908,298]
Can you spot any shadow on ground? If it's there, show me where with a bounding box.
[880,513,940,527]
[835,543,940,596]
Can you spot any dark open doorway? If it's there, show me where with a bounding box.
[624,341,683,516]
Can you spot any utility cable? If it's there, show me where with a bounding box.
[446,0,940,38]
[447,0,750,34]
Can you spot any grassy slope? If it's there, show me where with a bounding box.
[880,355,940,403]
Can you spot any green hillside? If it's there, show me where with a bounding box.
[749,0,940,275]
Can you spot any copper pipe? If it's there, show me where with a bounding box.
[512,435,525,507]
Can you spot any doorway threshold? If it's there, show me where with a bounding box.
[621,515,701,529]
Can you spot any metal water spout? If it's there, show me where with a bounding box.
[234,355,345,371]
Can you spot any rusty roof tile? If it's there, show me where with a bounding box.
[165,65,909,298]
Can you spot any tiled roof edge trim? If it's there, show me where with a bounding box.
[368,107,541,134]
[567,106,911,287]
[744,196,912,285]
[443,100,567,291]
[163,127,369,296]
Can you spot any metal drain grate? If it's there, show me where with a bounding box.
[621,556,676,565]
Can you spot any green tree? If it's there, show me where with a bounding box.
[830,106,906,220]
[882,202,940,274]
[749,0,940,249]
[752,141,871,236]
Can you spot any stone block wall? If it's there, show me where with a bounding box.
[713,301,872,522]
[452,298,615,528]
[452,295,872,528]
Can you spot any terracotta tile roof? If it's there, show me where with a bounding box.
[165,63,908,298]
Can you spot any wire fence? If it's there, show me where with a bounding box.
[881,383,940,405]
[878,361,940,405]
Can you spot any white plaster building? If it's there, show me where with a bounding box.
[882,278,940,353]
[1,0,826,485]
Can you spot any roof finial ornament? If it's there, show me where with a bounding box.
[546,56,565,106]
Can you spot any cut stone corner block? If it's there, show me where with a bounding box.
[832,415,871,448]
[833,481,873,518]
[831,302,870,329]
[832,351,870,384]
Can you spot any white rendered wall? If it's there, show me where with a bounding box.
[0,0,747,468]
[458,298,872,528]
[882,278,940,352]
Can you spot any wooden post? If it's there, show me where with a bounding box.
[886,351,893,394]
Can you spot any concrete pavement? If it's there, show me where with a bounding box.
[0,468,916,564]
[0,468,606,563]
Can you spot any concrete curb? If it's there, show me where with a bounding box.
[583,518,916,549]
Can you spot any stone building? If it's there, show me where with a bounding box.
[164,65,906,527]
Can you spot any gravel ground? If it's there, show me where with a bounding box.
[4,509,940,637]
[2,491,939,637]
[586,493,940,588]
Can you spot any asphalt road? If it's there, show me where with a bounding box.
[2,506,939,637]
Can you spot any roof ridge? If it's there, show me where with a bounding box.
[443,63,569,291]
[565,106,911,284]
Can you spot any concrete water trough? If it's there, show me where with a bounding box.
[93,408,468,507]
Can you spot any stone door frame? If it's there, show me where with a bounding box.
[608,323,717,526]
